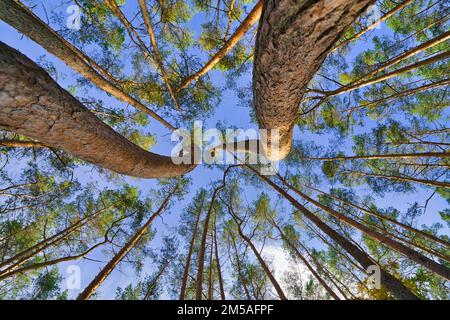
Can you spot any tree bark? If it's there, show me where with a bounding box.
[253,0,375,160]
[247,165,419,300]
[0,42,196,179]
[76,184,178,300]
[0,0,174,129]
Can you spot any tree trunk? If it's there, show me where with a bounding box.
[195,166,236,299]
[0,0,174,129]
[177,0,263,91]
[0,202,116,274]
[76,185,178,300]
[179,196,205,300]
[233,221,288,300]
[195,191,220,299]
[247,165,419,300]
[0,42,196,179]
[302,151,450,162]
[279,177,450,280]
[303,184,450,248]
[343,170,450,189]
[214,214,226,300]
[331,0,415,52]
[253,0,375,160]
[138,0,180,109]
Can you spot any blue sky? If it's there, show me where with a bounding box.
[0,0,448,299]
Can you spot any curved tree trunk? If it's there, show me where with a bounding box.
[0,0,174,130]
[253,0,375,160]
[0,42,195,179]
[246,165,419,300]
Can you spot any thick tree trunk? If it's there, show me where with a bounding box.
[0,0,174,129]
[177,0,263,91]
[253,0,375,160]
[0,42,195,179]
[76,185,178,300]
[247,165,419,300]
[179,196,205,300]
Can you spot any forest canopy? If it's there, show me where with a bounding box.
[0,0,449,300]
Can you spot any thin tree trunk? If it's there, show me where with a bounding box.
[0,42,195,179]
[253,0,375,160]
[331,0,415,52]
[208,231,215,300]
[343,170,450,189]
[278,176,450,280]
[301,151,450,162]
[143,260,171,300]
[76,184,178,300]
[195,166,236,299]
[0,202,116,273]
[0,0,174,129]
[229,232,251,300]
[267,214,340,300]
[355,30,450,82]
[179,196,205,300]
[342,78,450,115]
[232,220,288,300]
[246,165,419,300]
[325,50,450,98]
[177,0,263,91]
[214,214,226,300]
[138,0,180,110]
[303,184,450,249]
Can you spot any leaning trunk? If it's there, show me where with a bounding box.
[0,42,195,179]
